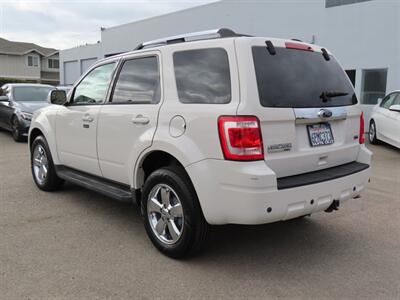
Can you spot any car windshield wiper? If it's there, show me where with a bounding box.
[320,91,349,102]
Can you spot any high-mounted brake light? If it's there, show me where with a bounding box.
[359,112,365,144]
[285,41,314,52]
[218,116,264,161]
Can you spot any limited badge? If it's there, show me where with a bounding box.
[267,143,292,153]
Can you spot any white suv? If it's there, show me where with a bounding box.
[29,29,372,258]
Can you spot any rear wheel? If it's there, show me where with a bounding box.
[11,116,24,142]
[31,135,64,191]
[369,120,379,144]
[142,166,208,258]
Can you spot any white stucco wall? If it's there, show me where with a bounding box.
[59,0,400,108]
[320,0,400,98]
[59,42,102,85]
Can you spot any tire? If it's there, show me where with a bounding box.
[11,116,24,142]
[369,120,379,144]
[31,135,64,191]
[142,166,208,258]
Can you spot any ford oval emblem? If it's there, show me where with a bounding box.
[318,109,333,119]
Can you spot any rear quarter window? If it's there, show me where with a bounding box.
[173,48,231,104]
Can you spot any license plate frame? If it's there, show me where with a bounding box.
[307,123,334,147]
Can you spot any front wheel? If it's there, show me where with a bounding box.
[369,120,379,144]
[142,166,208,258]
[31,135,64,191]
[11,116,24,142]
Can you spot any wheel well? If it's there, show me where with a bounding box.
[139,151,185,186]
[10,114,17,125]
[135,150,191,211]
[29,128,43,149]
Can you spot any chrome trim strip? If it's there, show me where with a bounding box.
[294,107,347,124]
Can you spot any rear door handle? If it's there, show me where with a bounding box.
[82,114,94,123]
[132,115,150,125]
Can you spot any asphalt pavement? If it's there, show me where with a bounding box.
[0,129,399,299]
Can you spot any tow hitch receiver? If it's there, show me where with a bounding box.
[325,200,340,213]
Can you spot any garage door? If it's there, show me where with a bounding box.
[81,58,98,75]
[64,61,79,85]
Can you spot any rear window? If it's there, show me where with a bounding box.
[13,86,54,102]
[252,46,357,108]
[173,48,231,104]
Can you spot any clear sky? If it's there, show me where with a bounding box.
[0,0,216,50]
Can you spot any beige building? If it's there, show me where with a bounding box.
[0,37,59,85]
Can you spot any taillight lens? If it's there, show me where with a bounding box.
[359,112,365,144]
[285,41,314,52]
[218,116,264,161]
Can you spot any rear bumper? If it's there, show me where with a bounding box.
[186,146,372,225]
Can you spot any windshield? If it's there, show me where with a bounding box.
[252,46,357,108]
[13,86,54,102]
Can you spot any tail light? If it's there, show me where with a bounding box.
[359,112,365,144]
[218,116,264,161]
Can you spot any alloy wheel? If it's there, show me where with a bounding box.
[12,118,19,139]
[147,184,184,245]
[369,122,375,142]
[32,144,49,185]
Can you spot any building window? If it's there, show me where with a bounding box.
[360,69,387,105]
[345,70,356,87]
[27,55,39,67]
[326,0,372,8]
[48,59,59,69]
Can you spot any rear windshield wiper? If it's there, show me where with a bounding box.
[320,91,348,102]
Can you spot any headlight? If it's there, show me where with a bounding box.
[20,112,33,121]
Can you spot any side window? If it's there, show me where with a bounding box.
[72,63,116,105]
[173,48,231,104]
[393,94,400,105]
[380,94,397,109]
[111,56,160,104]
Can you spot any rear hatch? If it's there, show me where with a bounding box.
[235,38,362,178]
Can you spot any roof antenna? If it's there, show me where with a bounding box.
[265,40,276,55]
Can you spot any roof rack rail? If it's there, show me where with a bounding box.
[134,28,251,50]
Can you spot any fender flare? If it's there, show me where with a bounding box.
[132,143,196,189]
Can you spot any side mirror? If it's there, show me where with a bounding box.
[0,95,9,102]
[377,98,383,106]
[0,88,4,96]
[389,104,400,112]
[48,90,67,105]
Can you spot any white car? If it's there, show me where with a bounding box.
[369,91,400,148]
[28,29,372,258]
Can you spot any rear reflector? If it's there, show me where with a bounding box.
[218,116,264,161]
[359,112,365,144]
[285,41,314,52]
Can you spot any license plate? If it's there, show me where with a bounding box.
[307,123,334,147]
